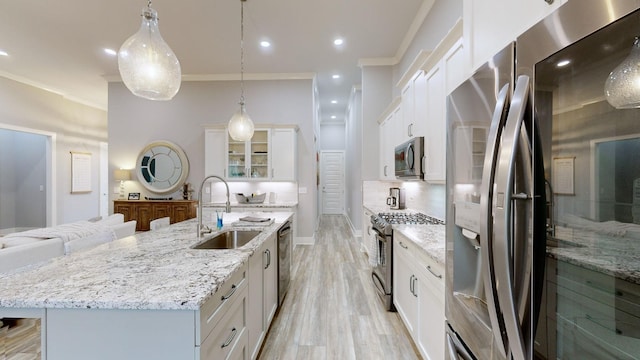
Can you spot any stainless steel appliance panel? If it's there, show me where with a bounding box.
[277,221,292,306]
[516,1,640,359]
[395,137,424,179]
[445,43,514,360]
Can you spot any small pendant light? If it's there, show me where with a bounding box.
[228,0,255,141]
[604,36,640,109]
[118,1,181,101]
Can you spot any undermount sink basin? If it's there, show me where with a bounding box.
[193,230,261,250]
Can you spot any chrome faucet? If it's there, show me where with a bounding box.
[197,175,231,238]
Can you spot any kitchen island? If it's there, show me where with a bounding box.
[0,211,293,360]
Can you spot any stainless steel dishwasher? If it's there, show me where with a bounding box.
[277,221,292,305]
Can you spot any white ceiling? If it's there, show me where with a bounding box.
[0,0,427,124]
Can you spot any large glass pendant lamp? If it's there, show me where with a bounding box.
[605,36,640,109]
[228,0,255,141]
[118,1,181,101]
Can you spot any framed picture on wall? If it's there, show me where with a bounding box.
[128,192,140,200]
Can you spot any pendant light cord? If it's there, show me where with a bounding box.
[240,0,246,105]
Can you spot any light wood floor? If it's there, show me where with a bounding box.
[258,215,421,359]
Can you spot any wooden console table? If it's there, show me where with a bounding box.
[113,200,198,231]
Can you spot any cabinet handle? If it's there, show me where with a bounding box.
[221,327,238,348]
[367,226,371,236]
[585,280,623,296]
[399,241,408,249]
[409,275,414,295]
[407,124,413,137]
[384,165,387,177]
[412,276,418,297]
[271,169,274,178]
[221,284,237,301]
[426,265,443,279]
[264,249,271,269]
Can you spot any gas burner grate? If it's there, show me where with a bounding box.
[377,212,444,225]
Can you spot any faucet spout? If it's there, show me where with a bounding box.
[197,175,231,238]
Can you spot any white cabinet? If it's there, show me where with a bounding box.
[467,0,566,71]
[423,38,464,184]
[361,207,375,256]
[379,104,402,180]
[401,71,428,141]
[248,233,278,360]
[270,128,297,181]
[205,126,297,181]
[423,64,446,183]
[205,128,227,177]
[393,231,445,360]
[228,129,270,180]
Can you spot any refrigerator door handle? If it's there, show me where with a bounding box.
[492,75,532,360]
[479,83,511,357]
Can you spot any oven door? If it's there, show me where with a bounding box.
[371,226,393,310]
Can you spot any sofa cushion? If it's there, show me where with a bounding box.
[96,214,124,227]
[64,230,117,254]
[2,236,41,247]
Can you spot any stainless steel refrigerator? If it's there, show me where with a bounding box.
[445,1,640,359]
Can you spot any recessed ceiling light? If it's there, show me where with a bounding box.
[331,115,337,119]
[333,38,344,46]
[331,100,338,104]
[260,41,271,48]
[556,59,571,67]
[332,74,341,79]
[0,50,8,57]
[104,48,117,56]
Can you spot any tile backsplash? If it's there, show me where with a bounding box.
[363,180,445,221]
[207,181,298,203]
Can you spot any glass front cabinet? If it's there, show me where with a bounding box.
[204,126,297,181]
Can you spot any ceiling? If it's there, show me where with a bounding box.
[0,0,427,124]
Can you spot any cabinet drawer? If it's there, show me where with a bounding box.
[395,232,445,290]
[200,285,248,360]
[199,265,247,344]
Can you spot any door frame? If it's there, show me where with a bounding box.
[319,150,346,215]
[0,123,57,226]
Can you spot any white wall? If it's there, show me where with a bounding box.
[345,88,362,229]
[320,123,346,150]
[0,76,108,225]
[107,79,317,240]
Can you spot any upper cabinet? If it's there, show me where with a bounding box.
[400,71,427,142]
[270,127,298,181]
[228,129,270,180]
[466,0,566,70]
[205,126,298,181]
[378,99,402,180]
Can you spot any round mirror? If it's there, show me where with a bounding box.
[135,140,189,195]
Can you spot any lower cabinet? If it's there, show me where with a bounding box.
[393,232,445,360]
[247,233,278,359]
[114,200,197,231]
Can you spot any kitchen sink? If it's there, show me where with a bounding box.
[192,230,261,249]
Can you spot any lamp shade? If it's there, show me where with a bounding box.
[228,103,255,141]
[118,6,181,101]
[114,169,131,182]
[604,36,640,109]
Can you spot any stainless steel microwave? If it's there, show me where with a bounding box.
[394,137,424,179]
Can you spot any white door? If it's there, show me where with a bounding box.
[320,151,345,214]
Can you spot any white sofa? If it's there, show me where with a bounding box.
[0,214,137,273]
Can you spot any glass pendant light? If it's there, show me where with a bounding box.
[604,36,640,109]
[228,0,255,141]
[118,1,181,101]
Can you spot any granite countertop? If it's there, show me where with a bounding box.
[393,224,446,265]
[363,203,446,266]
[546,225,640,285]
[0,211,293,311]
[204,201,298,208]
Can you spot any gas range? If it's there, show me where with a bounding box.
[371,212,444,235]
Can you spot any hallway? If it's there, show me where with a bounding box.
[259,215,420,359]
